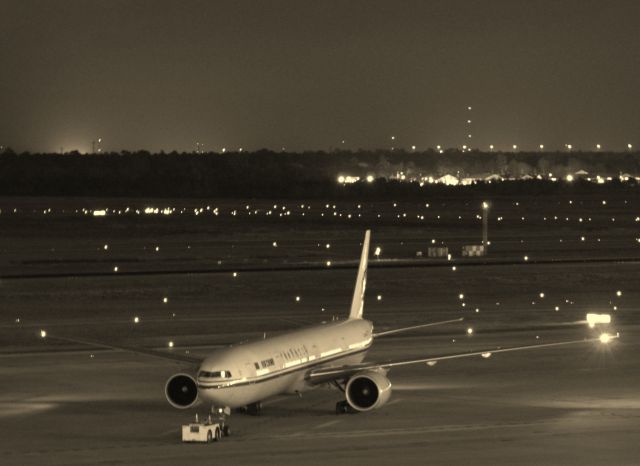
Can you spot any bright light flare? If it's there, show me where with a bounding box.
[586,313,611,328]
[40,329,47,338]
[599,333,612,344]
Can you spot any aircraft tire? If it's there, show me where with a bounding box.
[215,428,221,442]
[335,401,349,415]
[223,425,231,437]
[207,430,213,443]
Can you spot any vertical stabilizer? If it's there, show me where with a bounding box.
[349,230,370,319]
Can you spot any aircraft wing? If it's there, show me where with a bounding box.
[38,331,203,365]
[305,334,617,385]
[373,318,464,337]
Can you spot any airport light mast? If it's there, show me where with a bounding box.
[482,201,490,250]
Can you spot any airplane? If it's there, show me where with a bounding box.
[40,230,617,417]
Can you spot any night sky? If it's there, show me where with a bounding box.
[2,0,639,153]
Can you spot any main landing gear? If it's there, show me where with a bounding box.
[235,401,262,416]
[335,400,354,415]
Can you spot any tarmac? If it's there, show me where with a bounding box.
[1,196,639,465]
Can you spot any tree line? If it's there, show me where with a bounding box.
[0,148,638,198]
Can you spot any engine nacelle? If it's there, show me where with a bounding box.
[165,373,198,409]
[345,371,392,412]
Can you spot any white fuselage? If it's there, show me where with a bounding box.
[197,319,373,408]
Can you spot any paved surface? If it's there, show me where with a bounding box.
[1,196,639,465]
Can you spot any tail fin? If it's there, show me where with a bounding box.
[349,230,370,319]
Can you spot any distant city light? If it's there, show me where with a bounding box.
[539,144,544,150]
[513,144,518,150]
[566,174,574,182]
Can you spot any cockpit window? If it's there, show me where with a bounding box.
[198,370,232,378]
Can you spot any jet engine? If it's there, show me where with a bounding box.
[345,371,392,412]
[165,373,198,409]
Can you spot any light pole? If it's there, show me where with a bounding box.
[482,201,490,250]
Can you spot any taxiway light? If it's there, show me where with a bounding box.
[599,333,612,344]
[586,313,611,328]
[103,244,109,250]
[466,327,474,335]
[459,293,464,300]
[377,295,382,301]
[523,256,529,261]
[232,272,238,277]
[374,247,381,257]
[482,201,489,210]
[326,261,332,267]
[616,290,622,297]
[163,297,168,304]
[566,174,574,182]
[295,296,301,302]
[134,316,140,324]
[539,292,545,298]
[113,266,119,272]
[168,341,174,348]
[40,330,47,338]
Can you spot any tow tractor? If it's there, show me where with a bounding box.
[181,408,231,443]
